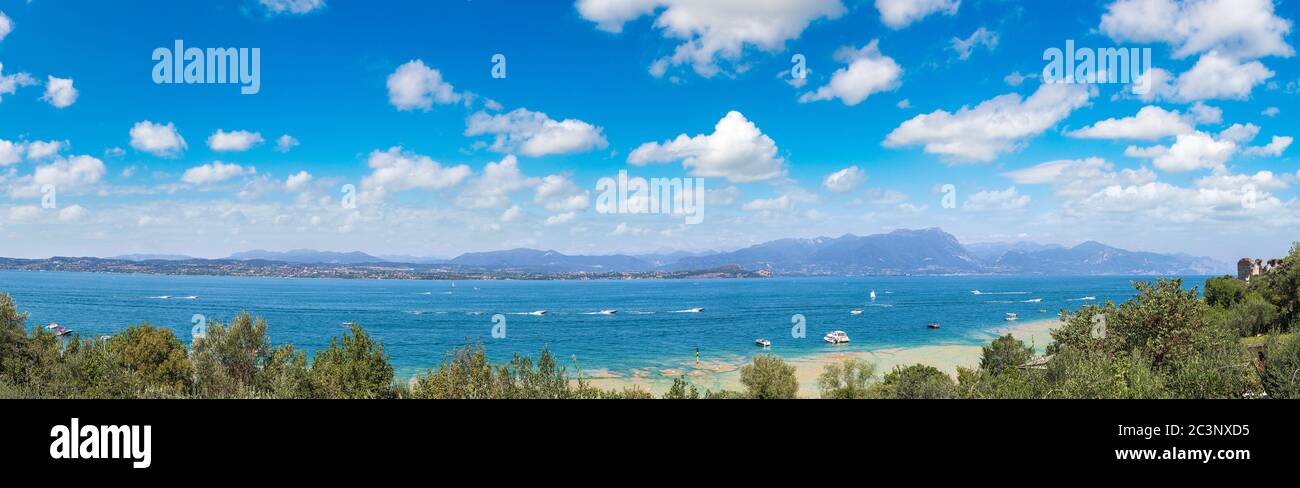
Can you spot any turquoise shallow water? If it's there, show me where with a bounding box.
[0,270,1209,377]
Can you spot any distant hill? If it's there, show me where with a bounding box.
[226,249,385,264]
[964,241,1065,264]
[136,229,1227,276]
[448,248,654,272]
[669,228,983,275]
[988,241,1228,275]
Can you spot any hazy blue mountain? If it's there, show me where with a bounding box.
[226,249,385,264]
[448,249,654,272]
[965,241,1066,263]
[192,230,1226,275]
[670,228,983,275]
[989,241,1227,275]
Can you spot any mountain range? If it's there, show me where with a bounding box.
[198,228,1226,276]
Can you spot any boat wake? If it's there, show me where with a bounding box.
[971,290,1031,295]
[670,308,705,313]
[1022,298,1043,303]
[149,295,196,300]
[1067,296,1097,301]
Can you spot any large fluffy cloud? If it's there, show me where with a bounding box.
[875,0,960,29]
[1100,0,1293,60]
[386,60,462,111]
[883,83,1093,162]
[129,121,187,157]
[628,110,785,183]
[799,40,902,106]
[1067,106,1194,140]
[576,0,846,77]
[465,108,608,157]
[35,155,107,189]
[1125,131,1237,173]
[456,155,538,209]
[361,147,471,197]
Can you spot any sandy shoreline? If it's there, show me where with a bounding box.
[582,318,1061,398]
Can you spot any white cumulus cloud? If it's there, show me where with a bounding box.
[182,161,255,185]
[129,121,187,157]
[1100,0,1293,60]
[41,76,78,108]
[884,83,1093,162]
[465,108,608,157]
[799,40,902,106]
[628,110,785,183]
[1067,106,1195,140]
[386,60,462,111]
[207,129,265,152]
[875,0,960,29]
[576,0,846,78]
[822,166,866,193]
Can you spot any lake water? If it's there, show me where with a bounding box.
[0,270,1210,377]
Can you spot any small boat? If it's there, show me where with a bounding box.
[1024,298,1042,303]
[970,290,983,295]
[1005,313,1019,322]
[850,309,864,315]
[824,331,851,344]
[679,308,705,313]
[1039,309,1048,314]
[528,310,547,316]
[754,338,771,348]
[869,290,877,301]
[342,321,355,327]
[53,325,72,337]
[597,310,618,315]
[927,322,941,329]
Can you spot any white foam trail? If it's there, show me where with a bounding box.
[1022,298,1042,303]
[1067,296,1097,301]
[973,290,1031,295]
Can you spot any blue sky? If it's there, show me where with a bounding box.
[0,0,1296,261]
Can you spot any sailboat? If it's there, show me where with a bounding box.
[870,290,877,301]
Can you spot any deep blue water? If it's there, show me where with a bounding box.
[0,271,1210,376]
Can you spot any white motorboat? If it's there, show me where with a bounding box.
[1005,312,1019,322]
[597,310,618,315]
[850,309,864,315]
[754,338,771,348]
[824,330,851,344]
[528,310,548,316]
